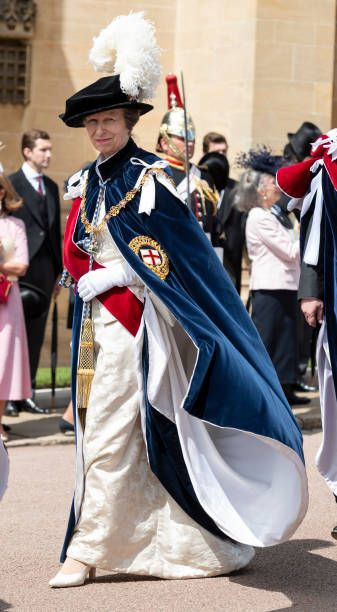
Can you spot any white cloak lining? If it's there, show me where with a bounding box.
[74,302,86,521]
[138,295,308,548]
[316,320,337,494]
[70,180,308,538]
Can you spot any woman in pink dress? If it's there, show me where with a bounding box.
[0,173,31,442]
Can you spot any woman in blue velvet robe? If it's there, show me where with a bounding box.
[49,36,308,589]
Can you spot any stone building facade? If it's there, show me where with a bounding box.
[0,0,336,366]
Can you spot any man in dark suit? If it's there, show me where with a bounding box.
[7,129,62,415]
[298,213,324,323]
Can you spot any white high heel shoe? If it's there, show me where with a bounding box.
[49,565,96,588]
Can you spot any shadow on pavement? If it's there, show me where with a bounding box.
[94,574,159,583]
[292,392,321,430]
[0,600,13,611]
[230,538,337,609]
[4,409,67,444]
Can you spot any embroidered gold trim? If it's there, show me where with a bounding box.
[80,168,175,235]
[195,178,218,213]
[128,235,169,280]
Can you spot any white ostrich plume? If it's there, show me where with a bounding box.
[89,12,161,101]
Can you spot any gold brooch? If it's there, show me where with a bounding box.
[129,236,169,280]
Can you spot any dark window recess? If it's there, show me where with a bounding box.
[0,40,31,104]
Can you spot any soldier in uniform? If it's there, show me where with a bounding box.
[156,74,218,240]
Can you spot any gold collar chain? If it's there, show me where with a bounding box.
[80,168,174,235]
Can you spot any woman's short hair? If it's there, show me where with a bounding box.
[0,173,23,212]
[232,169,263,213]
[123,108,141,132]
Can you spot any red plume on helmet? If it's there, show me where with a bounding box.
[156,73,195,153]
[165,74,183,109]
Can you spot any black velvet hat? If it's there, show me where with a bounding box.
[287,121,322,162]
[60,76,153,128]
[236,146,282,176]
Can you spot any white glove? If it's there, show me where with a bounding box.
[77,263,141,303]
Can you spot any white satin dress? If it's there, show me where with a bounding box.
[67,225,254,578]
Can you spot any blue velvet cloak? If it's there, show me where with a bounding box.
[317,168,337,394]
[61,139,305,560]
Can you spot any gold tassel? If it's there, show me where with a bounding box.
[76,316,95,430]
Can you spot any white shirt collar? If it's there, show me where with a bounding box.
[22,161,43,180]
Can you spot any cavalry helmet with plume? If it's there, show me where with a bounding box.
[156,74,195,152]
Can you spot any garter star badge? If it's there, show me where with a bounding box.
[129,235,169,280]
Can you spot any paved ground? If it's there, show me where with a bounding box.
[3,386,321,448]
[4,389,73,448]
[1,431,337,611]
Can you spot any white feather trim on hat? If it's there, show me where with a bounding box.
[89,12,161,101]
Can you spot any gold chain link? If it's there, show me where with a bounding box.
[80,168,175,235]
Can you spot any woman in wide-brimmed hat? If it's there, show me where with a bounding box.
[50,13,308,589]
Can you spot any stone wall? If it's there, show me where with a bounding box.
[174,0,258,163]
[253,0,336,150]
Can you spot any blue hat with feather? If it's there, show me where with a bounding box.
[236,146,282,176]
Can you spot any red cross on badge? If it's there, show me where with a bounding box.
[140,247,162,266]
[128,235,169,280]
